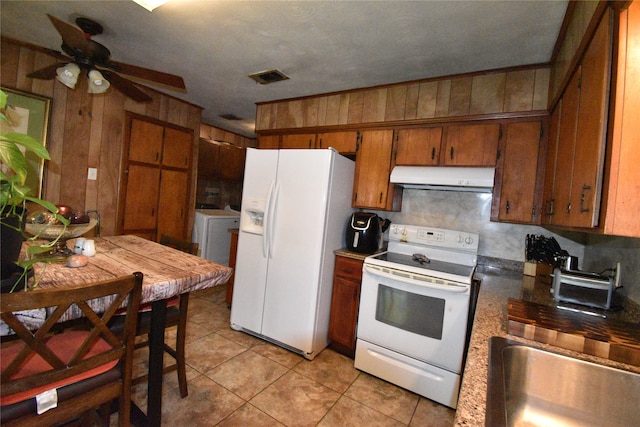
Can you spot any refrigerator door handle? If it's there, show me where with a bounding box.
[268,181,281,259]
[263,180,276,258]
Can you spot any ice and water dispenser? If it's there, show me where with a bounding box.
[241,199,265,235]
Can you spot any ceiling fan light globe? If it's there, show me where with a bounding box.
[88,70,110,94]
[56,63,80,89]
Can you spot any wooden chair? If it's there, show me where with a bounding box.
[123,235,197,398]
[1,272,143,427]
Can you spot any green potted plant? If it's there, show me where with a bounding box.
[0,89,69,292]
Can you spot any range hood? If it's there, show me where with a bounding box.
[390,166,495,192]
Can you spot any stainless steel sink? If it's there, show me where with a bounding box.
[486,336,640,427]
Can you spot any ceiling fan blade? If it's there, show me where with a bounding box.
[47,14,94,55]
[27,62,66,79]
[108,60,186,90]
[100,70,153,103]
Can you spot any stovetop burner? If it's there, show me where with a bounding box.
[369,251,475,278]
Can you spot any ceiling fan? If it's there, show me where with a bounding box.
[27,14,186,103]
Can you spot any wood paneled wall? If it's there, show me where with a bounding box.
[255,67,550,132]
[200,123,256,148]
[1,38,203,236]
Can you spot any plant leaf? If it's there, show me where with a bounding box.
[1,132,50,160]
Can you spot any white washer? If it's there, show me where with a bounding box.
[192,209,240,265]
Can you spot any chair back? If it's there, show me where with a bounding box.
[1,272,143,406]
[160,235,199,255]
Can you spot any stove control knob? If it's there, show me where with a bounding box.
[464,236,474,245]
[456,235,464,243]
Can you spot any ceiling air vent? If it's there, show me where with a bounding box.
[219,113,242,120]
[248,69,289,84]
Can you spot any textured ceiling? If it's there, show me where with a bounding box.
[0,1,568,138]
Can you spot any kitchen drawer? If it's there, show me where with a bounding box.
[334,255,364,281]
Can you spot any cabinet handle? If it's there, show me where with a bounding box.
[319,138,323,149]
[309,139,312,149]
[545,199,554,217]
[151,207,155,217]
[566,202,571,213]
[580,185,592,213]
[431,147,436,160]
[505,200,510,214]
[379,192,383,204]
[155,152,159,162]
[450,146,454,160]
[531,204,537,219]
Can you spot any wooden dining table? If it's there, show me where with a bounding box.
[15,235,234,426]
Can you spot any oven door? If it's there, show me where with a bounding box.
[357,263,471,373]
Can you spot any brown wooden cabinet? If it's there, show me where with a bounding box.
[328,255,364,358]
[119,115,193,241]
[602,1,640,237]
[352,129,401,211]
[197,138,219,179]
[281,133,316,149]
[198,139,245,181]
[317,131,359,154]
[257,134,280,149]
[395,127,443,166]
[442,123,500,166]
[226,229,239,306]
[492,120,546,224]
[543,9,612,229]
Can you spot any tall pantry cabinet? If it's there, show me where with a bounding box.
[118,114,193,241]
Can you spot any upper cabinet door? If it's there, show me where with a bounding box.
[162,127,193,169]
[129,119,164,165]
[494,121,544,224]
[442,123,500,166]
[569,9,612,228]
[281,133,316,149]
[317,131,359,154]
[353,129,400,211]
[395,127,443,166]
[258,135,280,149]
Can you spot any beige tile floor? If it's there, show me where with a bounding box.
[127,285,455,426]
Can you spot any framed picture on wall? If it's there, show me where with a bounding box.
[0,87,51,199]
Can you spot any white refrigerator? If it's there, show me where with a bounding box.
[230,148,354,359]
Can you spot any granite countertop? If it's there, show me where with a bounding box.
[455,265,640,426]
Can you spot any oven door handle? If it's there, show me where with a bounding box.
[363,264,469,293]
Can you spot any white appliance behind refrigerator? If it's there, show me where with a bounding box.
[192,209,240,265]
[230,148,354,359]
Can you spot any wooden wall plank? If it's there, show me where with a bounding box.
[1,40,20,88]
[31,52,55,97]
[86,96,105,211]
[385,85,407,121]
[362,88,387,123]
[417,81,438,118]
[316,96,328,126]
[16,47,35,91]
[99,93,126,236]
[448,76,472,116]
[347,91,364,124]
[60,79,91,211]
[435,80,451,117]
[276,101,290,128]
[404,83,420,120]
[44,83,68,204]
[303,97,319,127]
[470,73,506,115]
[533,68,551,110]
[324,94,342,125]
[504,70,535,112]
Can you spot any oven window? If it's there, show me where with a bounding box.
[375,284,445,340]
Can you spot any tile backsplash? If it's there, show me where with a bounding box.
[371,189,640,304]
